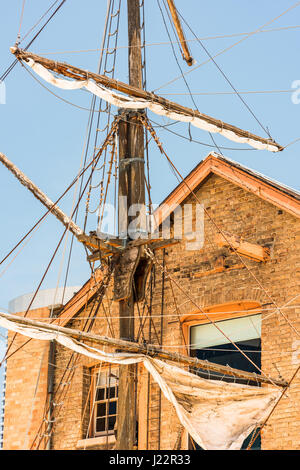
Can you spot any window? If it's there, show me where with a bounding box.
[190,314,261,385]
[90,365,119,438]
[182,302,262,450]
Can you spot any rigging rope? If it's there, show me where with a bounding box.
[0,117,121,368]
[247,363,300,449]
[1,0,67,82]
[175,5,271,139]
[149,118,256,151]
[4,301,300,323]
[31,262,116,449]
[36,24,300,56]
[145,247,278,388]
[154,1,300,93]
[139,114,300,343]
[16,0,26,46]
[157,0,225,157]
[63,0,120,303]
[0,139,113,269]
[83,0,114,229]
[84,0,122,236]
[160,89,296,96]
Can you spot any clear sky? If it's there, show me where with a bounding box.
[0,0,300,314]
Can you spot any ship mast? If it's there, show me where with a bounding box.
[116,0,146,450]
[3,1,287,451]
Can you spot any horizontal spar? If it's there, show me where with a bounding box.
[165,0,194,66]
[0,310,287,387]
[10,47,283,152]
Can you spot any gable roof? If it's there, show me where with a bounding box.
[56,153,300,326]
[154,152,300,227]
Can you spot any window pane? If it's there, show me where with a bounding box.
[107,373,118,387]
[108,387,117,399]
[241,428,261,450]
[92,366,119,437]
[95,387,105,401]
[189,315,261,449]
[108,401,117,415]
[193,339,261,384]
[96,418,106,433]
[108,416,116,431]
[95,373,107,387]
[96,403,107,419]
[190,314,261,349]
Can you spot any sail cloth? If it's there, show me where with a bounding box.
[25,58,279,153]
[0,314,281,450]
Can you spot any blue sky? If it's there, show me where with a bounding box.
[0,0,300,315]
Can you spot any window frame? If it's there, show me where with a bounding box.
[180,300,262,351]
[89,364,119,439]
[181,300,262,450]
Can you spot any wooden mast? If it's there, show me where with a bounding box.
[116,0,146,450]
[7,6,287,449]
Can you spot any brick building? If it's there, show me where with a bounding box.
[3,153,300,450]
[0,332,6,450]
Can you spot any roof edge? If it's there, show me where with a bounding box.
[153,153,300,226]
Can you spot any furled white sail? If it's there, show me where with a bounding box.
[26,58,279,153]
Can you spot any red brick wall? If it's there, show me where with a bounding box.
[3,307,50,450]
[50,174,300,450]
[3,172,300,450]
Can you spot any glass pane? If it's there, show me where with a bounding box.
[189,437,203,450]
[95,387,105,401]
[92,367,119,436]
[108,416,116,431]
[241,428,261,450]
[95,372,107,387]
[107,386,116,399]
[96,403,107,419]
[190,314,261,349]
[193,338,261,384]
[96,418,106,433]
[189,429,260,451]
[108,401,117,415]
[107,373,118,387]
[189,315,261,450]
